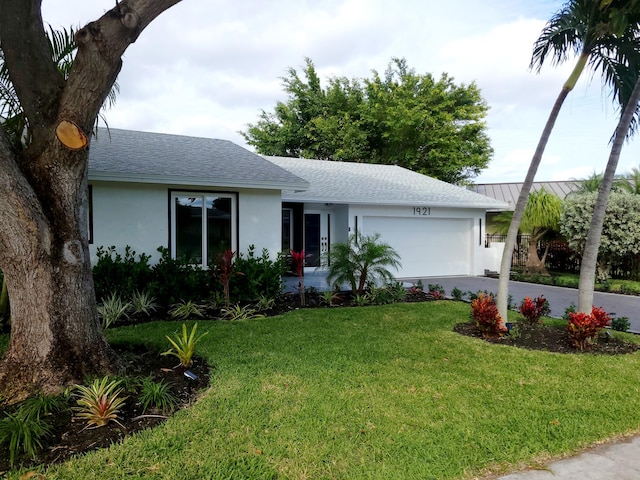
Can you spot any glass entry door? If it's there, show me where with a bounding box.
[304,210,331,269]
[304,213,321,267]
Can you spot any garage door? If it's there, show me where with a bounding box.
[362,216,472,278]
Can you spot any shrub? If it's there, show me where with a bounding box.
[518,296,550,324]
[231,246,286,302]
[428,284,445,296]
[150,247,212,308]
[162,323,208,368]
[73,377,127,428]
[567,307,612,350]
[451,287,463,301]
[471,293,505,337]
[92,245,152,300]
[563,302,577,321]
[611,315,631,332]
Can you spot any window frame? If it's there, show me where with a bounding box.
[169,190,238,268]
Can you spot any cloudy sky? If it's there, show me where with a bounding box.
[41,0,640,183]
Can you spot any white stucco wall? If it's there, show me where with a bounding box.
[89,181,283,264]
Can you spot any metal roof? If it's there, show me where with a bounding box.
[266,156,509,209]
[87,128,309,190]
[471,181,579,209]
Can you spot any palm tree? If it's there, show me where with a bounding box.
[619,167,640,194]
[496,0,640,320]
[324,233,401,295]
[578,73,640,312]
[493,188,563,275]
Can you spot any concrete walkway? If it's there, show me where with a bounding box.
[493,435,640,479]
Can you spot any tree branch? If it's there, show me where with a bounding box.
[0,0,65,142]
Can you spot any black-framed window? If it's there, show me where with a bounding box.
[170,192,237,267]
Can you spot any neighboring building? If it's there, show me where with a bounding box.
[470,181,579,233]
[88,129,508,279]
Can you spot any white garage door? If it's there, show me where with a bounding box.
[362,216,472,278]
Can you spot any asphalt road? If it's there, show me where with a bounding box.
[410,276,640,333]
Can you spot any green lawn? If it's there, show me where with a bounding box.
[10,302,640,479]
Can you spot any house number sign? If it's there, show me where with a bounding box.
[412,207,431,216]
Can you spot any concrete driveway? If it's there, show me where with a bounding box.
[409,276,640,333]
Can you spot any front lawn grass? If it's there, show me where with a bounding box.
[12,302,640,479]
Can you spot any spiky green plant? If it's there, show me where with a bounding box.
[162,323,208,368]
[20,392,69,420]
[73,377,127,428]
[255,295,276,312]
[139,377,178,414]
[168,300,205,321]
[220,304,265,321]
[129,290,159,317]
[97,293,131,329]
[0,409,51,466]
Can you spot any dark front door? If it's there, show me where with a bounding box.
[304,213,321,267]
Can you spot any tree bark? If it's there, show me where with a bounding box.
[0,0,181,402]
[496,86,570,319]
[523,234,548,276]
[578,75,640,312]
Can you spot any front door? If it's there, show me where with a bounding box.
[304,211,330,268]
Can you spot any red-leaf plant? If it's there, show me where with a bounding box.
[567,306,612,350]
[519,295,550,324]
[471,292,506,337]
[290,250,306,307]
[217,249,236,307]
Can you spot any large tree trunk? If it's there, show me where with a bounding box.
[523,235,548,276]
[497,53,588,320]
[0,134,112,401]
[0,0,182,402]
[578,76,640,312]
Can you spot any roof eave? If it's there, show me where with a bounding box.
[281,194,509,209]
[89,171,310,191]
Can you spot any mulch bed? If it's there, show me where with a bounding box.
[454,321,640,355]
[0,345,210,473]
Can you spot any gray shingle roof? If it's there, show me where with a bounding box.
[265,156,509,209]
[471,181,578,209]
[88,129,308,190]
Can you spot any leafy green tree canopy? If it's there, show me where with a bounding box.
[561,191,640,279]
[242,58,493,184]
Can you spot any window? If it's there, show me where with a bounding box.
[171,192,237,267]
[282,208,293,252]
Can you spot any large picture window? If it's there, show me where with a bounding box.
[171,192,236,267]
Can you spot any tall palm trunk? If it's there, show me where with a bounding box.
[497,53,588,320]
[577,75,640,312]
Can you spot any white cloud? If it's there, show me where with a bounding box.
[39,0,640,184]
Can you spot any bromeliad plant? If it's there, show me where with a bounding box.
[471,292,505,337]
[162,322,208,368]
[290,250,306,306]
[567,306,612,350]
[519,295,550,324]
[73,377,127,428]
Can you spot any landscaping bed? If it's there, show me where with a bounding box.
[454,321,640,355]
[0,345,210,473]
